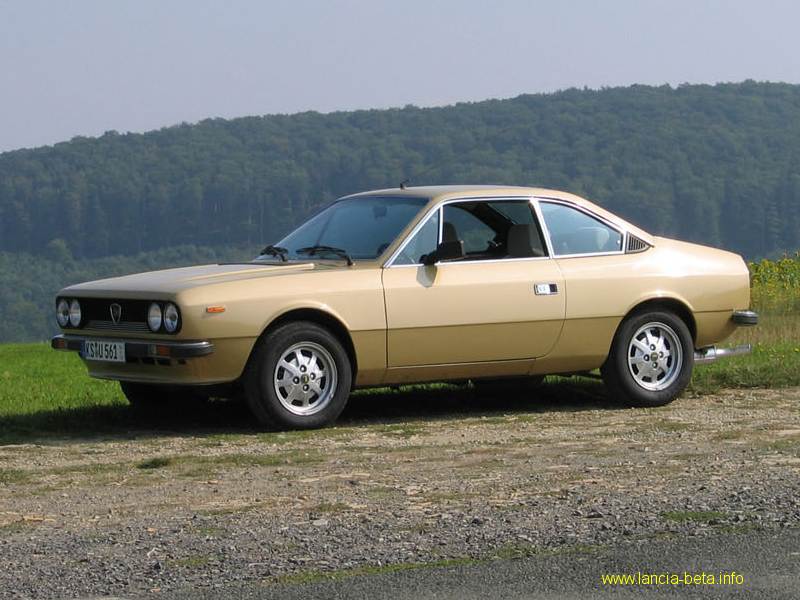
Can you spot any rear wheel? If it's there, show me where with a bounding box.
[601,310,693,407]
[243,321,352,429]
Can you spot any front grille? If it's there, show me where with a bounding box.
[86,320,150,333]
[78,298,153,332]
[626,235,650,253]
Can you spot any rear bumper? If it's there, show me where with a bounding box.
[694,344,752,364]
[732,310,758,326]
[51,334,214,359]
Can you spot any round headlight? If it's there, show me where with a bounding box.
[68,299,82,327]
[147,303,163,332]
[163,303,180,333]
[56,299,70,327]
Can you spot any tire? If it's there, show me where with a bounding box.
[243,321,352,429]
[120,382,207,411]
[601,310,693,407]
[473,375,545,397]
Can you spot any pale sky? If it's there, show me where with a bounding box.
[2,0,799,153]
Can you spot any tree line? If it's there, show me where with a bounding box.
[1,81,799,262]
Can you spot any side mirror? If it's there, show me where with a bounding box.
[422,240,464,265]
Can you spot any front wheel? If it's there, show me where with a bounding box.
[243,322,352,429]
[601,310,693,407]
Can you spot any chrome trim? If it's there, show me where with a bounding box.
[50,334,214,359]
[694,344,752,364]
[534,282,559,295]
[86,320,150,333]
[388,255,552,268]
[532,199,556,258]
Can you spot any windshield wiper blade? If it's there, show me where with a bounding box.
[295,245,354,266]
[258,245,288,262]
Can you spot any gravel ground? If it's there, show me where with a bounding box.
[0,384,798,598]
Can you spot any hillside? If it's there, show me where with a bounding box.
[2,81,800,261]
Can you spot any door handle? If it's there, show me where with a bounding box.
[534,283,559,295]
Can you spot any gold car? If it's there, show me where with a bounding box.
[52,185,758,428]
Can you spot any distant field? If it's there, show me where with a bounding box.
[1,255,798,443]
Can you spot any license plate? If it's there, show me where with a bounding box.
[83,340,126,363]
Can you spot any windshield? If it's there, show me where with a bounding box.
[260,196,429,262]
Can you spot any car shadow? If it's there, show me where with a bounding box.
[0,378,623,446]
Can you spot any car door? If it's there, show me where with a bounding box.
[382,198,565,367]
[535,199,632,367]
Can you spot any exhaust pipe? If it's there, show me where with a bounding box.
[694,344,752,364]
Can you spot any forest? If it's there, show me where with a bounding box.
[1,81,800,341]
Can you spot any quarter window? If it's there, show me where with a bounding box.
[394,210,440,265]
[539,202,623,256]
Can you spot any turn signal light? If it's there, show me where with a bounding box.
[206,306,226,314]
[147,344,172,357]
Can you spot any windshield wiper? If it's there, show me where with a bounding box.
[296,245,354,266]
[258,245,288,262]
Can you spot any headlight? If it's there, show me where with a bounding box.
[147,303,163,332]
[163,303,180,333]
[68,299,82,327]
[56,299,70,327]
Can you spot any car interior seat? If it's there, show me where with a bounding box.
[442,221,459,244]
[507,224,546,258]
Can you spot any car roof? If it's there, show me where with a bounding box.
[342,185,654,245]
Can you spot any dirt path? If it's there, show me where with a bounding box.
[1,384,799,598]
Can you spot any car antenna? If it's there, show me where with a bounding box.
[399,178,409,190]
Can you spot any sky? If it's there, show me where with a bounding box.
[2,0,800,153]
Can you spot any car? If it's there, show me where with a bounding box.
[52,185,758,428]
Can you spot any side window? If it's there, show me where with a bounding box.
[442,200,547,261]
[539,202,623,256]
[442,204,496,255]
[393,209,440,265]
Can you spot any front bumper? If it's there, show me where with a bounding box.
[51,334,215,359]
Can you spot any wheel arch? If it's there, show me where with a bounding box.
[258,307,358,378]
[622,297,697,344]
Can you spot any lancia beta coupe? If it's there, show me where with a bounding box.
[52,185,758,428]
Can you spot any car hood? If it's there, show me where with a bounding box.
[61,261,343,298]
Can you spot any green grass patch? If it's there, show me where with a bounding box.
[168,555,212,569]
[137,456,173,470]
[271,541,602,586]
[309,502,351,514]
[0,468,32,484]
[691,341,800,394]
[152,450,325,480]
[272,557,476,586]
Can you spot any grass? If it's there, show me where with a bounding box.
[131,449,325,481]
[136,456,173,470]
[0,468,32,484]
[690,310,800,393]
[271,542,602,586]
[168,555,212,569]
[272,557,478,585]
